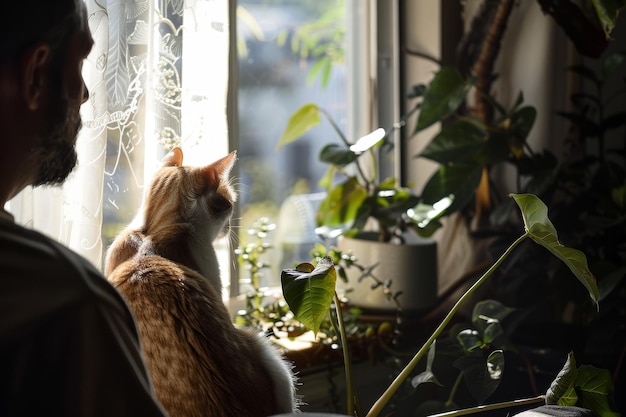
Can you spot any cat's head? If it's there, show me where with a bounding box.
[142,147,237,242]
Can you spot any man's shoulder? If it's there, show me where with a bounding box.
[0,218,130,322]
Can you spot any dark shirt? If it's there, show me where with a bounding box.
[0,212,168,416]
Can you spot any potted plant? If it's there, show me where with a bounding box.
[278,193,620,417]
[277,100,444,312]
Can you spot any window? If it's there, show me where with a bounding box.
[7,0,386,301]
[235,0,379,295]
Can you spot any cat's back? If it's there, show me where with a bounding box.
[108,255,282,417]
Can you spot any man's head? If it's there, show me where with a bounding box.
[0,0,93,192]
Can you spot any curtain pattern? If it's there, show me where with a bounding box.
[8,0,229,271]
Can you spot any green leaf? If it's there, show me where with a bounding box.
[510,194,599,309]
[454,353,503,403]
[420,164,483,214]
[457,329,483,352]
[411,370,442,388]
[418,120,487,164]
[472,300,516,325]
[590,0,626,37]
[575,365,614,397]
[546,352,579,406]
[277,103,321,149]
[405,197,452,237]
[412,342,442,388]
[416,67,473,133]
[281,257,337,335]
[472,300,516,349]
[486,350,504,381]
[575,366,620,417]
[317,177,368,227]
[509,106,537,156]
[319,143,358,166]
[579,392,621,417]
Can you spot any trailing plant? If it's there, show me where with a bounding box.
[280,194,619,417]
[234,218,399,358]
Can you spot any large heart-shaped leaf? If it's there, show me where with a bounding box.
[511,193,599,309]
[277,103,321,149]
[575,365,615,415]
[281,257,337,335]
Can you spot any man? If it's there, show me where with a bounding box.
[0,1,168,415]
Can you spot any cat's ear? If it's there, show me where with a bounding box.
[161,147,184,167]
[209,150,237,178]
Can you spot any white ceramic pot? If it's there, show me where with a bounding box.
[337,232,438,313]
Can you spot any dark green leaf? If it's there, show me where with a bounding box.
[475,130,514,165]
[281,257,337,335]
[546,353,579,405]
[556,111,601,137]
[576,365,618,417]
[277,103,321,148]
[510,106,537,146]
[420,164,482,214]
[486,350,505,381]
[511,194,600,309]
[512,91,524,111]
[472,300,516,326]
[579,392,621,417]
[454,354,503,403]
[576,365,614,396]
[416,67,473,133]
[457,329,483,352]
[418,120,486,164]
[319,143,358,166]
[481,322,504,346]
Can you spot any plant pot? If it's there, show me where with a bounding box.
[337,232,438,313]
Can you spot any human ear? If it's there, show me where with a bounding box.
[20,43,50,111]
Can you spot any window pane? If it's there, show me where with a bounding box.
[236,0,347,288]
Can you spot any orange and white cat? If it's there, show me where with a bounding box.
[105,148,297,417]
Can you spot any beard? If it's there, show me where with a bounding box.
[32,85,82,187]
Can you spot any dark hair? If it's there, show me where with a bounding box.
[0,0,81,66]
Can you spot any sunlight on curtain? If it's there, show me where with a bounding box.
[7,0,230,281]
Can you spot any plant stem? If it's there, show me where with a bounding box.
[445,373,464,407]
[334,292,361,416]
[365,232,529,417]
[320,107,373,188]
[429,395,545,417]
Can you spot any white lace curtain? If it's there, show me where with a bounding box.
[8,0,230,270]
